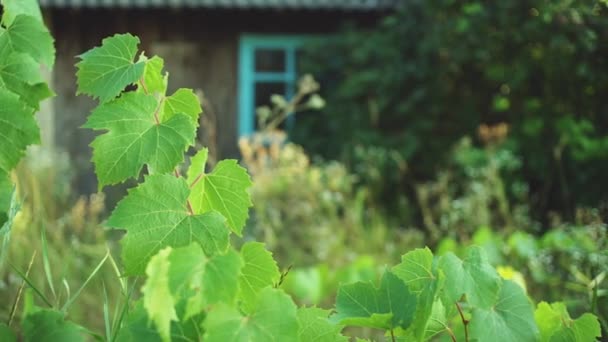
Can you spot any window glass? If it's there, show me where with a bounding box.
[255,49,286,72]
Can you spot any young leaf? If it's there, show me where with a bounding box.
[0,0,43,26]
[84,92,196,188]
[535,302,601,342]
[469,280,539,342]
[162,88,202,123]
[298,307,348,342]
[332,270,417,330]
[392,247,444,340]
[0,88,39,173]
[22,309,85,341]
[187,150,253,235]
[203,249,242,305]
[0,15,55,68]
[439,246,501,309]
[238,242,280,312]
[138,55,167,96]
[76,33,145,103]
[142,248,178,342]
[204,288,299,342]
[106,174,230,275]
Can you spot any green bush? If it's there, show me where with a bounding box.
[296,0,608,220]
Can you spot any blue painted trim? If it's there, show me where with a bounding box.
[238,34,313,137]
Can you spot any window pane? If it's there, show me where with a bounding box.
[255,49,286,72]
[255,82,286,129]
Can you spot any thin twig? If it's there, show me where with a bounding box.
[8,251,37,326]
[455,302,469,342]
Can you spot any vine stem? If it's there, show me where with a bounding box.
[390,328,396,342]
[456,302,469,342]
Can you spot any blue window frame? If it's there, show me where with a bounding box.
[238,34,309,137]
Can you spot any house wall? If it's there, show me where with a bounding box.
[44,8,384,195]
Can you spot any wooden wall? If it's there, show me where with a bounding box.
[44,7,383,195]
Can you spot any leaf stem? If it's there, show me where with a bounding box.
[152,97,165,125]
[455,302,469,342]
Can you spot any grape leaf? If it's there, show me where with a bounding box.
[138,55,167,96]
[115,301,200,342]
[204,288,299,342]
[0,170,11,225]
[0,49,54,110]
[142,248,178,342]
[187,150,253,235]
[469,280,539,342]
[83,91,196,188]
[0,88,39,173]
[535,302,601,342]
[298,307,348,342]
[333,270,417,330]
[392,247,444,340]
[106,174,230,275]
[238,242,280,312]
[439,246,501,309]
[0,15,55,68]
[22,309,85,341]
[0,0,42,26]
[76,33,145,103]
[162,88,202,123]
[203,249,242,305]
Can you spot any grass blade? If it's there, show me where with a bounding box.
[8,251,38,326]
[102,283,112,342]
[61,252,109,312]
[9,256,53,309]
[40,225,56,301]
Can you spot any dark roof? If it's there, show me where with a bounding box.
[39,0,399,10]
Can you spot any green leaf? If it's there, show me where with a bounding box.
[0,323,15,342]
[0,184,19,265]
[204,288,299,342]
[392,247,434,292]
[162,88,202,123]
[76,33,145,103]
[84,92,196,188]
[1,0,42,26]
[535,302,601,342]
[115,301,198,342]
[0,36,54,110]
[238,242,280,312]
[0,15,55,67]
[139,56,167,96]
[142,248,178,342]
[203,249,242,305]
[469,280,539,342]
[333,270,417,330]
[0,88,39,173]
[439,246,501,309]
[107,174,230,275]
[392,247,444,341]
[0,170,11,225]
[188,150,253,235]
[298,307,348,342]
[22,309,85,341]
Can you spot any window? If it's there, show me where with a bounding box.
[238,35,309,136]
